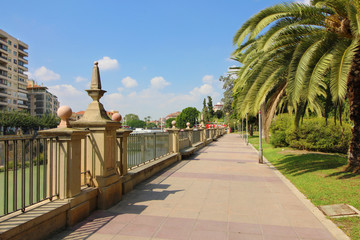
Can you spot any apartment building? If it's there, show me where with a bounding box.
[0,29,29,112]
[27,80,59,116]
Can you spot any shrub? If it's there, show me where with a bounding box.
[270,114,293,147]
[270,114,351,153]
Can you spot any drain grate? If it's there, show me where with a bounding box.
[318,204,359,218]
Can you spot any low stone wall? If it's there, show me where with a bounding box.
[0,128,224,240]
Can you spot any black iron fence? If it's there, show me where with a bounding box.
[0,135,59,217]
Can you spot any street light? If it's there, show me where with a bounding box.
[259,110,263,163]
[246,113,249,145]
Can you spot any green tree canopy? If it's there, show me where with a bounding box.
[165,117,176,128]
[231,0,360,171]
[176,107,199,129]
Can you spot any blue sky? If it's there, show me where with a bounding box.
[2,0,308,120]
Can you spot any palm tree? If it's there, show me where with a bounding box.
[232,0,360,172]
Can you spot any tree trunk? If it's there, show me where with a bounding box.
[264,82,287,143]
[347,45,360,173]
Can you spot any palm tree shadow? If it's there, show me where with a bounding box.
[274,153,347,177]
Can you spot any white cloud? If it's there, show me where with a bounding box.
[117,87,124,92]
[122,76,138,88]
[295,0,311,5]
[48,84,89,111]
[97,56,119,70]
[202,75,215,84]
[128,92,137,97]
[190,84,214,96]
[75,76,87,82]
[151,76,170,89]
[28,66,61,82]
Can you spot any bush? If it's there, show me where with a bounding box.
[270,114,351,153]
[270,114,293,147]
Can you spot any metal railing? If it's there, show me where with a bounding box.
[179,131,188,140]
[0,134,59,217]
[127,132,169,169]
[192,130,201,144]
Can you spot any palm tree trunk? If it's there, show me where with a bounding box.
[264,82,287,143]
[347,45,360,173]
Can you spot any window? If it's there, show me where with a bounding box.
[8,49,11,53]
[14,68,17,72]
[13,51,16,56]
[13,99,16,104]
[8,58,11,62]
[8,99,11,104]
[14,44,17,48]
[13,59,17,64]
[8,40,11,45]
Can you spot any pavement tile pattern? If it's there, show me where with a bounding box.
[51,134,337,240]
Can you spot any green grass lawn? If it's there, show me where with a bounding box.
[0,166,46,216]
[248,135,360,240]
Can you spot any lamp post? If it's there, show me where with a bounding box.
[241,118,244,138]
[246,113,249,145]
[259,110,263,163]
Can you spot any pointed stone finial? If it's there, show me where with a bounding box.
[172,120,176,129]
[90,61,101,90]
[186,122,191,129]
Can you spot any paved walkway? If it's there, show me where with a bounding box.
[52,134,344,240]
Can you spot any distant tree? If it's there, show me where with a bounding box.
[146,122,157,129]
[127,119,146,128]
[207,96,214,118]
[219,75,234,115]
[202,98,209,122]
[215,110,224,119]
[165,117,176,128]
[125,113,139,123]
[144,116,151,123]
[176,107,199,129]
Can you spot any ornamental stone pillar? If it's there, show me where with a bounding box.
[71,62,122,209]
[39,106,89,199]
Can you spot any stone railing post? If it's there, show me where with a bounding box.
[71,62,122,209]
[39,106,89,199]
[167,120,180,159]
[185,122,193,147]
[116,128,132,176]
[199,127,205,143]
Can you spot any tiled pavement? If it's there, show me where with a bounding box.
[51,134,346,240]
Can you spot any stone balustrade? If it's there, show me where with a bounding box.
[0,62,226,240]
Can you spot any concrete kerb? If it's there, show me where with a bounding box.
[247,139,350,240]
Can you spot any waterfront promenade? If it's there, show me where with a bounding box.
[51,134,346,240]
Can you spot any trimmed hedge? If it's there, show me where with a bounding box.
[270,114,351,154]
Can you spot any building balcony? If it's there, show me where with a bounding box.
[0,98,7,104]
[18,57,28,64]
[0,47,8,55]
[0,70,7,77]
[18,47,28,57]
[0,38,7,44]
[0,55,7,64]
[0,90,8,97]
[18,64,28,71]
[0,64,7,72]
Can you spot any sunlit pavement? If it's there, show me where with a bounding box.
[51,134,341,240]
